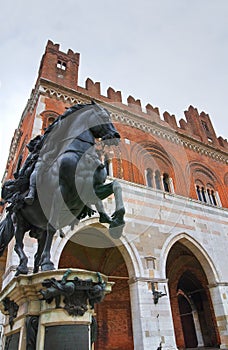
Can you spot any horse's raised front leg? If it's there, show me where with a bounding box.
[109,180,125,239]
[95,200,112,224]
[13,213,29,276]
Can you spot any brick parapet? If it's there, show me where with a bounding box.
[32,79,228,167]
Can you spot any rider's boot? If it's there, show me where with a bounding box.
[24,186,36,205]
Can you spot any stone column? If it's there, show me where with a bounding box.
[209,284,228,349]
[129,278,177,350]
[152,171,156,189]
[215,191,222,207]
[192,310,204,346]
[160,176,165,191]
[169,178,175,193]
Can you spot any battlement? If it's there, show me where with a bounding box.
[38,41,228,151]
[37,40,80,91]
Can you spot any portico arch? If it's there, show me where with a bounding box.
[160,232,219,283]
[165,234,220,348]
[50,219,142,350]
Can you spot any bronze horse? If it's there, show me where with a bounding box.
[0,102,125,276]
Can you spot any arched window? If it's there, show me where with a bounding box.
[207,189,213,204]
[196,185,202,201]
[211,190,217,206]
[47,116,55,127]
[201,187,207,203]
[146,168,153,188]
[163,173,170,192]
[195,185,219,207]
[41,111,59,132]
[155,170,161,190]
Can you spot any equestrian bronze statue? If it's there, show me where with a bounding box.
[0,102,125,276]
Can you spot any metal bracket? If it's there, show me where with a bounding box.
[151,282,167,304]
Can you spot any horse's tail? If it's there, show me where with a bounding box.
[0,213,14,256]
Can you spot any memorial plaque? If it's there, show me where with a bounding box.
[44,325,90,350]
[4,332,20,350]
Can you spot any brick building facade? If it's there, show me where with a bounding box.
[0,40,228,349]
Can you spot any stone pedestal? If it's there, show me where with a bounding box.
[0,269,113,350]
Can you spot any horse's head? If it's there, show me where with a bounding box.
[89,102,120,146]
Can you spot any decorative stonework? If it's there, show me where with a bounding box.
[7,129,22,164]
[2,297,19,329]
[40,269,106,317]
[39,85,89,106]
[26,316,39,350]
[0,269,113,350]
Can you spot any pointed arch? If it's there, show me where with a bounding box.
[160,232,220,284]
[51,217,143,279]
[164,233,221,348]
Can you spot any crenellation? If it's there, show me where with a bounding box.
[218,137,228,149]
[184,105,201,137]
[85,78,101,96]
[46,39,60,52]
[127,95,142,112]
[163,111,178,130]
[179,118,188,131]
[145,103,160,118]
[107,87,122,102]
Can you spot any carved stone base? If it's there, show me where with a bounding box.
[0,269,113,350]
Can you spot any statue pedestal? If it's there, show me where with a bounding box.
[0,269,113,350]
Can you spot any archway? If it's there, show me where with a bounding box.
[58,224,134,350]
[166,241,220,349]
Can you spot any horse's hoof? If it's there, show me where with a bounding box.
[41,262,55,272]
[15,267,29,276]
[33,266,39,274]
[109,224,124,239]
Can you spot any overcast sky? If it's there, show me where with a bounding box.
[0,0,228,181]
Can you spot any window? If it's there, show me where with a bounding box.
[57,60,67,70]
[196,185,202,201]
[155,170,161,190]
[146,168,153,188]
[163,173,170,193]
[211,190,217,206]
[103,154,113,177]
[104,155,110,176]
[41,111,59,132]
[201,120,210,132]
[47,117,55,127]
[195,185,219,206]
[145,169,173,193]
[201,187,207,203]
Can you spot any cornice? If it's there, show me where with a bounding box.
[7,129,22,164]
[33,82,228,165]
